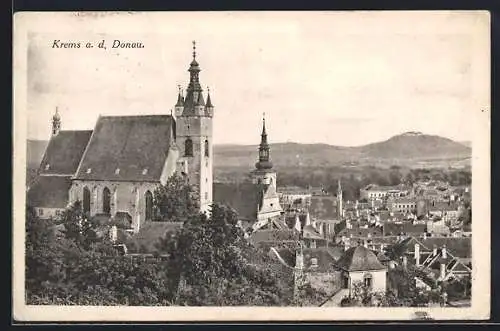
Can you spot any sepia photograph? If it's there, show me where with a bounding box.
[13,11,490,321]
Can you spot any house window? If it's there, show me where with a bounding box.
[342,275,349,289]
[204,139,209,157]
[364,273,373,288]
[144,190,153,221]
[83,186,91,215]
[102,187,111,214]
[184,138,193,157]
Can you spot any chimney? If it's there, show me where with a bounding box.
[433,245,438,256]
[441,245,447,259]
[389,261,396,269]
[414,243,420,266]
[440,261,446,280]
[402,255,408,269]
[363,241,368,248]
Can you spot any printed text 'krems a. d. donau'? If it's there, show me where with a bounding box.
[52,39,144,50]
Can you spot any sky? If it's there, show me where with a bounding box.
[23,11,489,146]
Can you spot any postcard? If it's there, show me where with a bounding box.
[13,11,490,321]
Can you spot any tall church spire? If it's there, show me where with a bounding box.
[187,40,202,93]
[52,106,61,136]
[255,113,273,170]
[183,40,204,115]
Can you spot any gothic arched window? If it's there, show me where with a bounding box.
[185,138,193,157]
[102,187,111,214]
[204,139,209,157]
[83,186,91,215]
[145,190,153,221]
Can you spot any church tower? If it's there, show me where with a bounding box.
[175,41,214,213]
[252,115,276,186]
[52,107,61,136]
[252,114,282,224]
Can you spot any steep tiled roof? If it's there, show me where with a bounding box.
[249,229,298,245]
[75,115,175,182]
[27,176,72,208]
[428,201,460,211]
[213,182,262,221]
[335,245,386,272]
[383,222,427,236]
[303,225,324,240]
[39,130,92,175]
[389,236,472,260]
[338,224,384,238]
[303,247,338,272]
[421,237,471,259]
[309,196,339,220]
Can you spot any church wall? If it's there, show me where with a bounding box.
[70,180,160,233]
[160,145,180,185]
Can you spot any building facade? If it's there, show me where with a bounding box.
[28,42,214,232]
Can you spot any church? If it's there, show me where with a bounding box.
[27,42,214,233]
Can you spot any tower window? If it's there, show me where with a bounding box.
[83,186,91,215]
[185,138,193,157]
[204,139,209,157]
[145,190,153,221]
[102,187,111,214]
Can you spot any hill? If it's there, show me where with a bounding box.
[214,132,471,169]
[26,132,471,172]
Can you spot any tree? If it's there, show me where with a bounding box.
[26,202,176,306]
[153,173,199,222]
[157,203,291,306]
[60,200,101,250]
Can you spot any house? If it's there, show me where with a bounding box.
[269,242,344,306]
[360,184,409,200]
[335,245,388,297]
[388,198,416,214]
[383,222,427,237]
[386,236,471,282]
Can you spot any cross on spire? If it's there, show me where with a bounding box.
[192,40,196,60]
